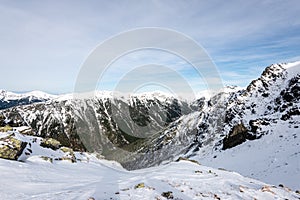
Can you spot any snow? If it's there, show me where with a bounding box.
[196,86,243,100]
[196,118,300,190]
[191,61,300,190]
[0,156,299,199]
[0,131,299,199]
[0,61,300,199]
[25,91,57,99]
[284,60,300,70]
[0,90,57,101]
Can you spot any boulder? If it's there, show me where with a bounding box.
[222,124,249,150]
[161,191,174,199]
[0,125,13,132]
[134,183,145,189]
[0,134,27,160]
[59,146,76,163]
[40,138,61,150]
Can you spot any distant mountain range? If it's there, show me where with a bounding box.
[0,90,56,110]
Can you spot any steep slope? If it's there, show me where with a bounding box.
[120,86,240,169]
[121,61,300,189]
[192,61,300,189]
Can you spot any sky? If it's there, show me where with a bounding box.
[0,0,299,95]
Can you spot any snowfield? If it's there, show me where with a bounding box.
[196,117,300,190]
[0,132,299,200]
[1,156,300,199]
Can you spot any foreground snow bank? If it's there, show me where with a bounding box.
[0,157,299,199]
[0,131,299,199]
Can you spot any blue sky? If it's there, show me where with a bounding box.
[0,0,299,94]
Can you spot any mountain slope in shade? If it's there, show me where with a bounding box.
[0,130,299,200]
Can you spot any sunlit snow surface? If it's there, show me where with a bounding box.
[0,131,299,200]
[1,157,300,199]
[197,118,300,190]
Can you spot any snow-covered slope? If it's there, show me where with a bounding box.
[198,118,300,190]
[122,61,300,188]
[0,131,299,200]
[191,61,300,189]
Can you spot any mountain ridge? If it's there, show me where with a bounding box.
[0,61,299,189]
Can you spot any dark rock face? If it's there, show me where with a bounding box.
[161,191,174,199]
[222,124,249,150]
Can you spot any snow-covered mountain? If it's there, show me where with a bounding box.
[0,91,196,157]
[110,61,300,189]
[192,61,300,189]
[0,61,299,191]
[133,61,300,188]
[0,90,57,110]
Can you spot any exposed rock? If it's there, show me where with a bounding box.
[176,157,201,165]
[161,191,174,199]
[40,156,53,163]
[40,138,61,150]
[134,183,145,189]
[59,146,76,163]
[0,125,13,132]
[18,127,34,135]
[0,134,27,160]
[222,124,249,150]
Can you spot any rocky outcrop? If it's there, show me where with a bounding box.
[222,124,249,150]
[0,125,13,132]
[58,146,76,163]
[0,134,27,160]
[40,138,61,150]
